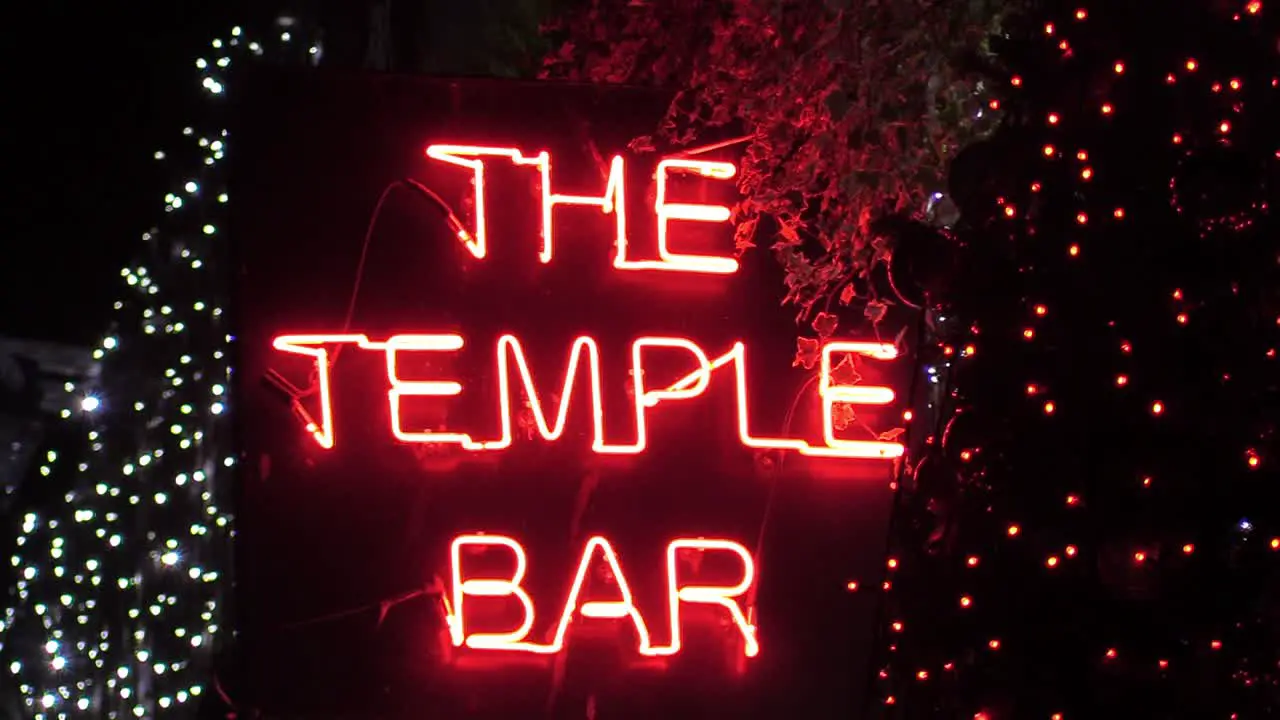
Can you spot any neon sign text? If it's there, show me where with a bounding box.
[425,145,739,274]
[271,333,905,460]
[447,534,759,657]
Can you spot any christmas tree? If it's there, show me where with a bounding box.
[0,24,317,719]
[878,1,1279,716]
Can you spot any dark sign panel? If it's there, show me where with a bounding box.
[231,70,907,718]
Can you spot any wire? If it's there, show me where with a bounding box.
[330,179,467,367]
[262,178,466,397]
[677,134,753,157]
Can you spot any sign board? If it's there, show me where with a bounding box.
[231,71,910,718]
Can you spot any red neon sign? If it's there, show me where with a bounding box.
[271,333,904,460]
[267,143,909,663]
[424,145,738,273]
[447,534,758,657]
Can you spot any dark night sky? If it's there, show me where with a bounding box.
[0,4,248,346]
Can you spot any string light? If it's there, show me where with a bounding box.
[878,1,1278,715]
[3,25,317,718]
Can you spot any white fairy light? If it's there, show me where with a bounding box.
[5,24,299,717]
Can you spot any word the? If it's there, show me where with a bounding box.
[448,534,758,657]
[427,144,739,274]
[272,333,905,459]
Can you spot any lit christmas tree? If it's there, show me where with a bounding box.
[0,24,318,719]
[877,1,1279,716]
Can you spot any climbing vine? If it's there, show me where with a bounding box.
[543,0,1012,325]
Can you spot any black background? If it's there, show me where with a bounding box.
[229,69,903,718]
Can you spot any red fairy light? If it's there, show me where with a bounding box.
[448,534,759,657]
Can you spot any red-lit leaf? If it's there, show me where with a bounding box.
[735,216,760,252]
[865,300,889,324]
[829,355,862,386]
[879,427,906,442]
[813,311,839,338]
[794,336,821,369]
[627,134,655,153]
[832,402,857,431]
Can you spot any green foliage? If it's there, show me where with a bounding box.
[477,0,579,78]
[543,0,1010,319]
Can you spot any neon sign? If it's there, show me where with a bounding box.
[424,145,738,273]
[268,144,908,663]
[447,535,758,658]
[272,333,902,459]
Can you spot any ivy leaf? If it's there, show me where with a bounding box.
[832,402,857,431]
[829,354,861,386]
[777,218,802,246]
[865,299,888,324]
[627,134,656,153]
[839,283,857,305]
[812,311,839,338]
[878,427,906,442]
[793,336,821,369]
[735,216,760,252]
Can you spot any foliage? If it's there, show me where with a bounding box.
[543,0,1012,321]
